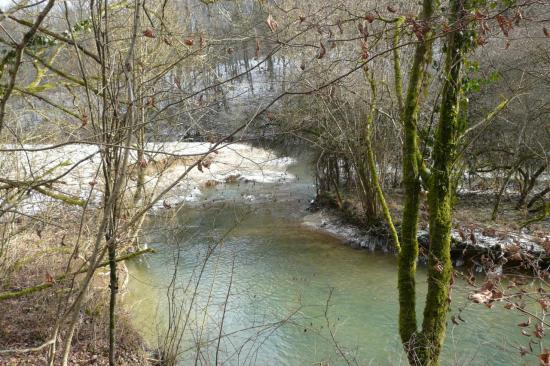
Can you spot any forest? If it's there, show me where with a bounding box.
[0,0,548,365]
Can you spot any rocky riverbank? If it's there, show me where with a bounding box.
[303,201,550,272]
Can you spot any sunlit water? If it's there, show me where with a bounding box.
[125,153,542,365]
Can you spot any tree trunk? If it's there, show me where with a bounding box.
[397,0,435,360]
[419,0,469,364]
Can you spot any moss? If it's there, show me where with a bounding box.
[34,186,86,206]
[392,16,406,114]
[417,0,470,364]
[397,0,437,361]
[364,72,400,252]
[0,248,154,302]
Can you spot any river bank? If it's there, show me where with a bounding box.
[303,191,550,272]
[0,226,152,365]
[0,141,298,365]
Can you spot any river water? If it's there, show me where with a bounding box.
[125,149,540,365]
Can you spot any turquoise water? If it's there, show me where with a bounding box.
[125,158,541,365]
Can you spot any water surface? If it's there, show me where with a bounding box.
[126,156,540,365]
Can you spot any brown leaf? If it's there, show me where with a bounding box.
[410,20,427,41]
[496,15,512,37]
[365,13,375,23]
[534,323,544,339]
[184,38,194,46]
[481,280,495,291]
[540,349,550,366]
[81,113,88,127]
[518,317,531,327]
[361,41,369,60]
[358,21,369,39]
[255,39,260,59]
[474,11,485,21]
[266,14,278,33]
[143,28,156,38]
[514,9,524,25]
[539,299,550,311]
[492,290,503,300]
[317,41,326,59]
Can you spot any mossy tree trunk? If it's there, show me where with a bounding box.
[397,0,435,360]
[396,0,472,364]
[418,0,470,364]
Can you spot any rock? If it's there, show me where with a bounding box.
[303,207,549,272]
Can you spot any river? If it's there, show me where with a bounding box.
[125,147,540,365]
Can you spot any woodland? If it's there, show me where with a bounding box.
[0,0,548,365]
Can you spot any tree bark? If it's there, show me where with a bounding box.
[419,0,469,364]
[397,0,435,360]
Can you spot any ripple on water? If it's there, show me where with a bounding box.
[126,180,546,366]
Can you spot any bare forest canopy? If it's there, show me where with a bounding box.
[0,0,548,365]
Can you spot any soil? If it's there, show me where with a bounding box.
[0,226,151,366]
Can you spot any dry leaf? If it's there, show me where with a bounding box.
[540,349,550,366]
[361,41,369,60]
[81,113,88,127]
[317,42,326,59]
[143,28,155,38]
[518,317,531,327]
[266,14,278,33]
